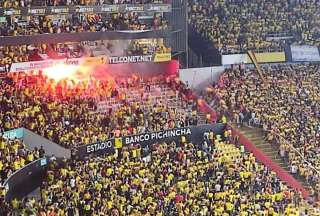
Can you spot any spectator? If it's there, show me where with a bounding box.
[189,0,320,54]
[204,64,320,199]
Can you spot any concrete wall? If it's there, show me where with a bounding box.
[179,66,225,92]
[23,129,71,159]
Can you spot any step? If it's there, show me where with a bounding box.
[244,134,263,141]
[256,145,275,152]
[239,129,260,136]
[251,140,267,146]
[239,131,310,191]
[238,126,263,133]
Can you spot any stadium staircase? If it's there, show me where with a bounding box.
[236,125,309,188]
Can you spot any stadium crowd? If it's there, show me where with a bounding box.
[0,12,168,37]
[1,0,170,7]
[83,38,171,57]
[188,0,320,53]
[204,64,320,200]
[0,43,84,66]
[1,130,312,215]
[0,73,200,148]
[0,136,45,186]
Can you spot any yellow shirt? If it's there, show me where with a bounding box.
[0,141,6,149]
[11,198,19,209]
[27,153,34,162]
[13,160,21,171]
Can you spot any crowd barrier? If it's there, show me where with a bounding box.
[290,45,320,62]
[0,29,171,46]
[2,128,24,140]
[3,157,49,201]
[179,66,225,92]
[23,128,71,158]
[222,45,320,65]
[8,54,172,73]
[222,52,286,65]
[1,128,71,158]
[75,124,226,158]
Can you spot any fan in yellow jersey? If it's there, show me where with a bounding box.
[5,132,308,215]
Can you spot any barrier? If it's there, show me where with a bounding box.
[3,157,49,201]
[222,54,247,65]
[23,128,71,159]
[246,52,286,63]
[179,66,225,92]
[1,128,71,158]
[0,30,170,46]
[75,124,226,158]
[2,128,24,139]
[222,52,286,65]
[10,56,107,72]
[9,54,172,72]
[291,45,320,62]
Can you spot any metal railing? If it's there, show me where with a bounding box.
[268,130,320,175]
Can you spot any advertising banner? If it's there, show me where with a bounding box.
[153,53,172,62]
[222,52,286,65]
[75,124,226,158]
[108,53,171,64]
[222,54,247,65]
[291,45,320,62]
[2,128,24,139]
[10,58,80,72]
[10,56,107,72]
[0,4,171,16]
[0,66,7,73]
[246,52,286,63]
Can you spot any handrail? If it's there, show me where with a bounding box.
[267,129,320,175]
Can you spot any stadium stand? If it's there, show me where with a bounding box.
[1,0,170,7]
[0,73,203,148]
[204,64,320,202]
[1,0,320,214]
[0,13,168,36]
[0,131,311,215]
[188,0,320,54]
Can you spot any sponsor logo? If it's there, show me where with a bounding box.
[75,6,94,13]
[50,8,70,13]
[148,5,170,12]
[101,5,118,12]
[4,9,21,15]
[125,128,192,145]
[27,8,46,14]
[125,5,144,12]
[153,53,171,62]
[109,55,153,64]
[86,140,113,153]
